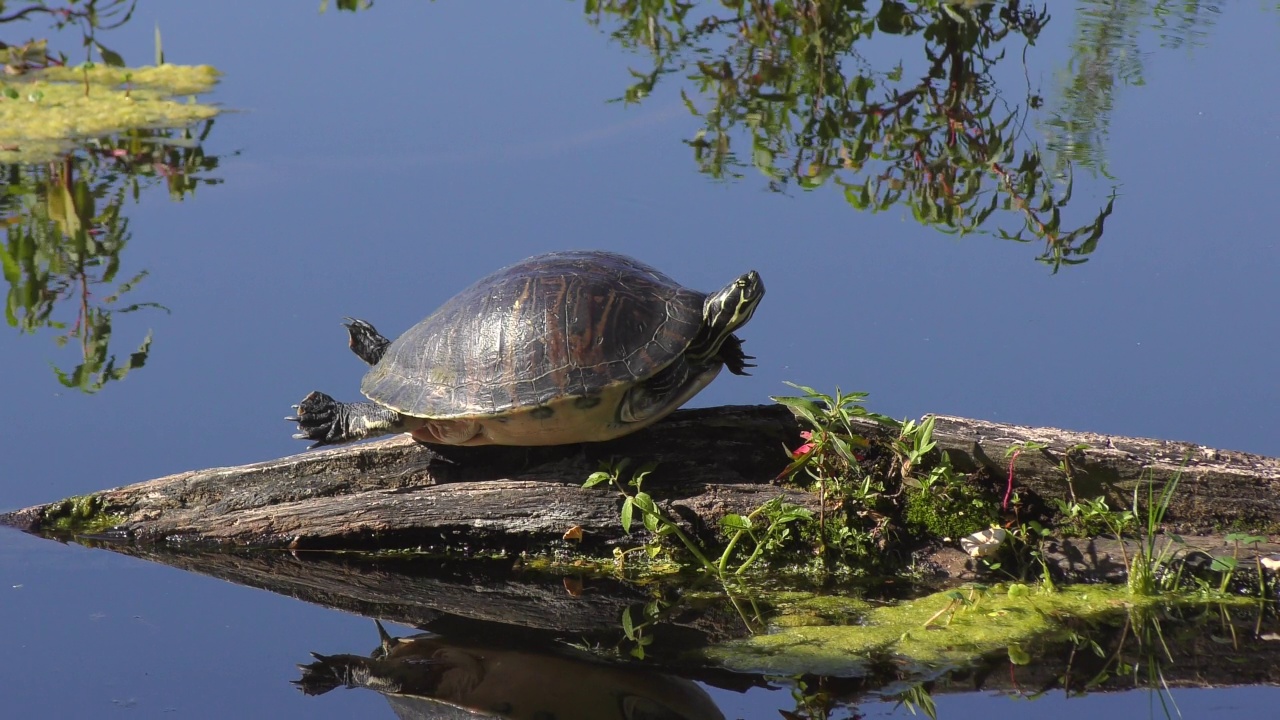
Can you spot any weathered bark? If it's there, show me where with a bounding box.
[3,405,1278,550]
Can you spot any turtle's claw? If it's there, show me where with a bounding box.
[290,391,344,448]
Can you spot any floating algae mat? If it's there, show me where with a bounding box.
[0,64,221,164]
[703,584,1254,677]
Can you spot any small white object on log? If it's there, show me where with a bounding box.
[961,527,1008,558]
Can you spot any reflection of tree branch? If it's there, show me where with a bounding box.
[0,4,66,25]
[3,121,221,392]
[591,1,1116,269]
[1,0,138,70]
[77,259,89,355]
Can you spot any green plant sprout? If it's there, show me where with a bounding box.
[772,383,893,553]
[584,459,811,579]
[1211,532,1269,596]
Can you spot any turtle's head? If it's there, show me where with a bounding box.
[699,270,764,357]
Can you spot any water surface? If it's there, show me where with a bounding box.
[3,2,1278,718]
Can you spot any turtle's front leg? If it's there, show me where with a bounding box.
[288,391,407,448]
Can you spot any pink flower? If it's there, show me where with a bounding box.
[792,430,816,458]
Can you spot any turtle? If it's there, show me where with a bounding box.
[288,250,764,449]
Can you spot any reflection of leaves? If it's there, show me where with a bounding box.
[2,39,50,74]
[589,1,1118,271]
[1045,1,1219,176]
[319,0,373,12]
[0,0,138,70]
[1,120,223,393]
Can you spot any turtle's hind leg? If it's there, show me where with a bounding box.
[288,391,411,448]
[343,318,391,366]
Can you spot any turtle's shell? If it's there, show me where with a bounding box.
[361,251,706,420]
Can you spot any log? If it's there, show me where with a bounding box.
[4,405,1279,551]
[929,414,1280,532]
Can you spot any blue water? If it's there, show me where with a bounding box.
[3,2,1278,717]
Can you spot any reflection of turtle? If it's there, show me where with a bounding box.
[295,620,727,720]
[289,250,764,448]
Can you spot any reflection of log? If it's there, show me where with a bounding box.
[80,543,1280,707]
[773,604,1280,711]
[920,604,1280,696]
[99,546,652,636]
[3,406,1279,550]
[97,545,757,663]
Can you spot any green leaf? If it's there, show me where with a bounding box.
[768,395,812,411]
[621,607,635,639]
[844,184,868,210]
[876,1,908,34]
[770,394,822,425]
[0,243,18,283]
[96,42,125,68]
[753,145,775,171]
[774,508,813,523]
[679,88,698,115]
[1210,556,1238,573]
[620,498,634,533]
[642,511,659,532]
[583,471,611,488]
[720,513,751,532]
[633,492,657,515]
[783,381,824,397]
[1008,644,1031,665]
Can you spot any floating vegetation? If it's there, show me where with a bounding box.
[701,583,1261,678]
[0,63,221,165]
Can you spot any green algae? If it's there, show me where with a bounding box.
[902,483,1000,541]
[702,583,1255,677]
[41,494,126,535]
[0,64,221,164]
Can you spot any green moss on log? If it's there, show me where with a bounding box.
[41,494,126,535]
